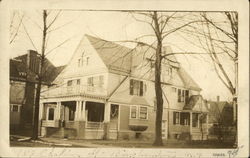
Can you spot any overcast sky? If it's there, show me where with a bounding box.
[10,10,234,101]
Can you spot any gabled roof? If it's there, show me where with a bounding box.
[183,95,208,112]
[206,101,234,124]
[86,34,133,74]
[183,95,201,110]
[177,66,202,91]
[85,34,201,91]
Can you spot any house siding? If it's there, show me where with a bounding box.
[39,35,208,141]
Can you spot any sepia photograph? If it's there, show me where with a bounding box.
[0,0,249,157]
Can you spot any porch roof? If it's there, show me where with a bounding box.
[129,96,150,106]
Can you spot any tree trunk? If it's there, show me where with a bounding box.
[153,11,164,146]
[32,10,47,140]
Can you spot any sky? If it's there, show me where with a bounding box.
[10,10,235,101]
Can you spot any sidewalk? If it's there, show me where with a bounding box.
[41,137,118,148]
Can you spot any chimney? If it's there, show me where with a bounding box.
[27,50,39,73]
[217,96,220,102]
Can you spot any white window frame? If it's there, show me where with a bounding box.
[139,106,148,120]
[130,105,138,119]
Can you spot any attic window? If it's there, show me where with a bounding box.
[167,67,173,76]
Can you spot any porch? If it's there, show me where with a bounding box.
[171,111,209,140]
[39,99,119,139]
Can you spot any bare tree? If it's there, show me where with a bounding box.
[117,11,203,146]
[179,12,238,144]
[11,10,73,140]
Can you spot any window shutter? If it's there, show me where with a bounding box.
[185,90,189,103]
[139,81,143,96]
[178,89,181,102]
[130,79,134,95]
[180,113,184,125]
[173,112,176,124]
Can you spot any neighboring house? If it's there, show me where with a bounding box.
[205,97,234,137]
[10,50,65,135]
[40,34,209,140]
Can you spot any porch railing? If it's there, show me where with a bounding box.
[85,121,104,129]
[42,85,107,97]
[41,120,60,128]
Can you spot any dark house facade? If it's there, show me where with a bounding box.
[10,50,64,135]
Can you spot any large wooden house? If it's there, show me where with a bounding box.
[40,35,209,140]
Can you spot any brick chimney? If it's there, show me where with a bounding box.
[27,50,39,74]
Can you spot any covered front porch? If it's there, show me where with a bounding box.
[39,97,119,139]
[171,110,209,140]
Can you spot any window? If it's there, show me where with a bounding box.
[177,89,187,103]
[67,80,73,86]
[181,90,185,102]
[172,87,177,92]
[180,112,190,125]
[130,106,137,119]
[87,77,94,86]
[11,105,19,112]
[48,108,55,120]
[87,75,104,90]
[139,107,148,119]
[192,113,199,127]
[130,79,143,96]
[77,79,81,85]
[69,106,76,121]
[173,112,180,124]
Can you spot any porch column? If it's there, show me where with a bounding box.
[80,101,86,121]
[197,113,200,128]
[104,102,111,122]
[75,101,80,121]
[190,112,193,137]
[56,102,61,120]
[76,100,86,139]
[103,102,111,140]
